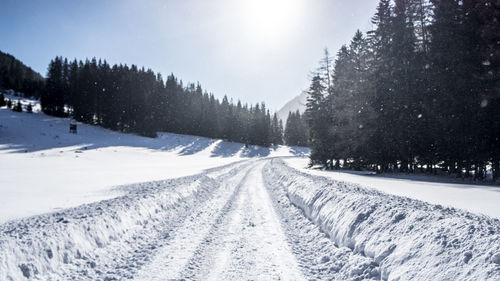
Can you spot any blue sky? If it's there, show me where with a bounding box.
[0,0,379,110]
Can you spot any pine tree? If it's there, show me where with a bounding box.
[318,48,334,90]
[305,75,329,164]
[42,57,66,116]
[475,0,500,180]
[37,55,277,147]
[327,31,375,169]
[284,111,308,147]
[271,113,283,145]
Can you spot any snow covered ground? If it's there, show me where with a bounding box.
[0,105,307,223]
[1,158,498,280]
[285,157,500,218]
[1,98,499,280]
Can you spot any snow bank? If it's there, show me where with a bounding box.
[264,159,500,281]
[285,157,500,218]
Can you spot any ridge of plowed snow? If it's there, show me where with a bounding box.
[285,157,500,218]
[0,161,253,280]
[265,159,500,281]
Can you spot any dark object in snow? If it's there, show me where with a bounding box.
[463,251,472,264]
[12,100,22,112]
[46,249,53,259]
[492,253,500,265]
[18,263,37,278]
[70,123,77,134]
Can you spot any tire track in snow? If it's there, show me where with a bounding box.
[179,161,305,280]
[132,160,259,280]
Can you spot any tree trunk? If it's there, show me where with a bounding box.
[493,160,499,182]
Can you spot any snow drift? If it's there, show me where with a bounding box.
[264,159,500,281]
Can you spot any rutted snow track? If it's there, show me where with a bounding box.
[1,158,499,280]
[135,161,304,280]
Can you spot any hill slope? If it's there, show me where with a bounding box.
[0,98,308,223]
[0,50,44,97]
[277,91,308,123]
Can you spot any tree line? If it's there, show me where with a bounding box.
[305,0,500,180]
[41,57,284,146]
[284,110,308,147]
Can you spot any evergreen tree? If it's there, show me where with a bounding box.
[42,57,66,116]
[303,0,498,179]
[305,75,329,164]
[271,113,284,145]
[0,51,44,98]
[37,55,277,146]
[328,31,375,169]
[285,111,308,147]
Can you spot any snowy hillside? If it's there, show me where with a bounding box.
[0,103,308,223]
[277,90,308,123]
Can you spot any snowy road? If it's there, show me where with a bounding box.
[1,158,499,280]
[135,161,305,280]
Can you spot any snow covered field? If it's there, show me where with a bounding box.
[285,157,500,218]
[0,105,306,223]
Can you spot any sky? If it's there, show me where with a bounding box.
[0,0,379,110]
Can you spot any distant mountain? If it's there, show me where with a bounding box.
[277,91,308,123]
[0,50,44,97]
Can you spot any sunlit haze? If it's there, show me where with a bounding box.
[0,0,379,110]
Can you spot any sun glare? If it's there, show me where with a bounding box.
[241,0,303,45]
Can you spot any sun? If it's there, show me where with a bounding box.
[241,0,303,45]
